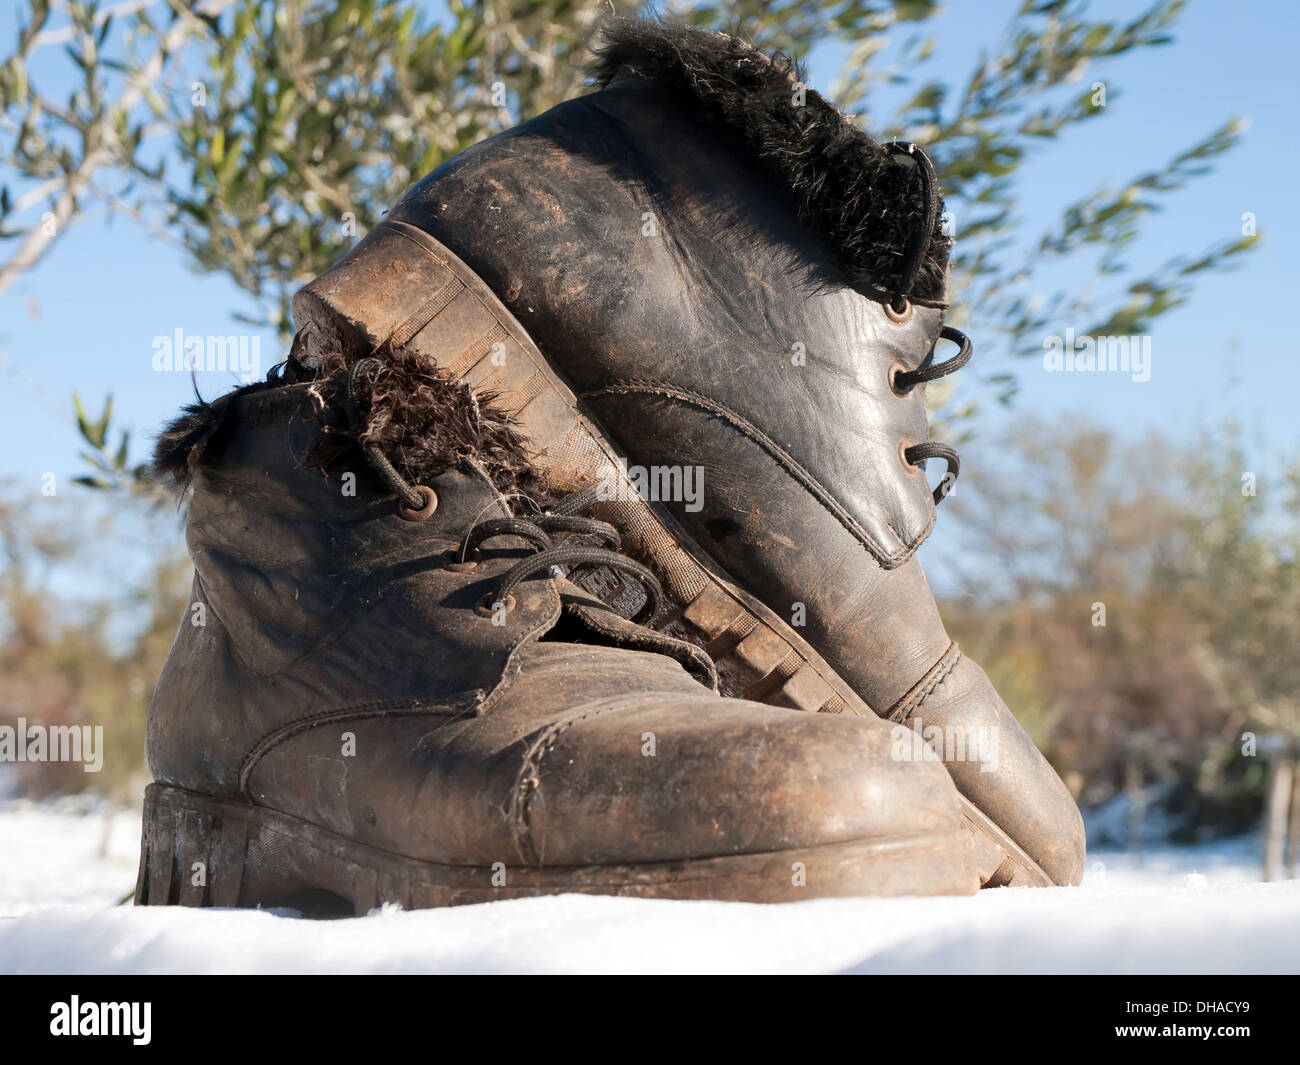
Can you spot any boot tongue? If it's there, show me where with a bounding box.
[555,578,718,690]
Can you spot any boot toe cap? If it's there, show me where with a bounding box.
[907,654,1086,886]
[247,651,971,882]
[518,694,966,867]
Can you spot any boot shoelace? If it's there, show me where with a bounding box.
[455,501,664,625]
[343,359,662,623]
[339,358,438,517]
[886,141,940,321]
[887,142,970,507]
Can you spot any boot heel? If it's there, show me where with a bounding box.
[136,785,381,915]
[135,784,250,908]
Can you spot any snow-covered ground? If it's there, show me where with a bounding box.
[2,796,1297,974]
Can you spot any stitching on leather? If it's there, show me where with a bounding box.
[238,537,563,798]
[508,719,578,866]
[474,579,563,718]
[506,693,663,867]
[885,642,962,724]
[239,699,474,798]
[582,380,930,568]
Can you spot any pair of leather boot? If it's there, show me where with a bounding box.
[136,18,1083,913]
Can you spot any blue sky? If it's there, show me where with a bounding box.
[1,0,1296,597]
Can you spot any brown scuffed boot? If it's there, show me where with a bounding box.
[134,360,978,913]
[291,17,1084,888]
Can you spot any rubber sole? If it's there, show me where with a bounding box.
[134,784,978,912]
[293,221,1052,889]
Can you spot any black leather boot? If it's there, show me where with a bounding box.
[135,362,978,912]
[291,18,1084,888]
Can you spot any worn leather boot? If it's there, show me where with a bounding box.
[292,18,1084,888]
[134,363,978,913]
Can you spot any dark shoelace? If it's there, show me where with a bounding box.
[342,358,661,621]
[340,359,433,515]
[893,325,973,393]
[887,144,971,507]
[465,524,664,624]
[886,141,941,317]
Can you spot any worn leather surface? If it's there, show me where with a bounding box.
[896,654,1085,886]
[148,382,972,874]
[376,71,1085,885]
[595,392,953,712]
[249,641,963,867]
[147,383,561,795]
[390,70,941,570]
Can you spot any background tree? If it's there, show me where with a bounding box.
[0,0,232,297]
[4,0,1258,364]
[940,417,1300,844]
[0,0,1278,817]
[0,483,190,798]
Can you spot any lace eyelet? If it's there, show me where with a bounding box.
[444,550,478,573]
[475,593,516,618]
[900,440,961,506]
[398,485,438,521]
[884,297,913,324]
[888,361,914,397]
[899,438,920,473]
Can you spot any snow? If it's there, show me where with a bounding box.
[2,798,1298,974]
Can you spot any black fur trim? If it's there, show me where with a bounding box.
[589,17,950,302]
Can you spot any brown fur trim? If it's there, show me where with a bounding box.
[153,350,543,510]
[150,350,544,507]
[317,345,545,505]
